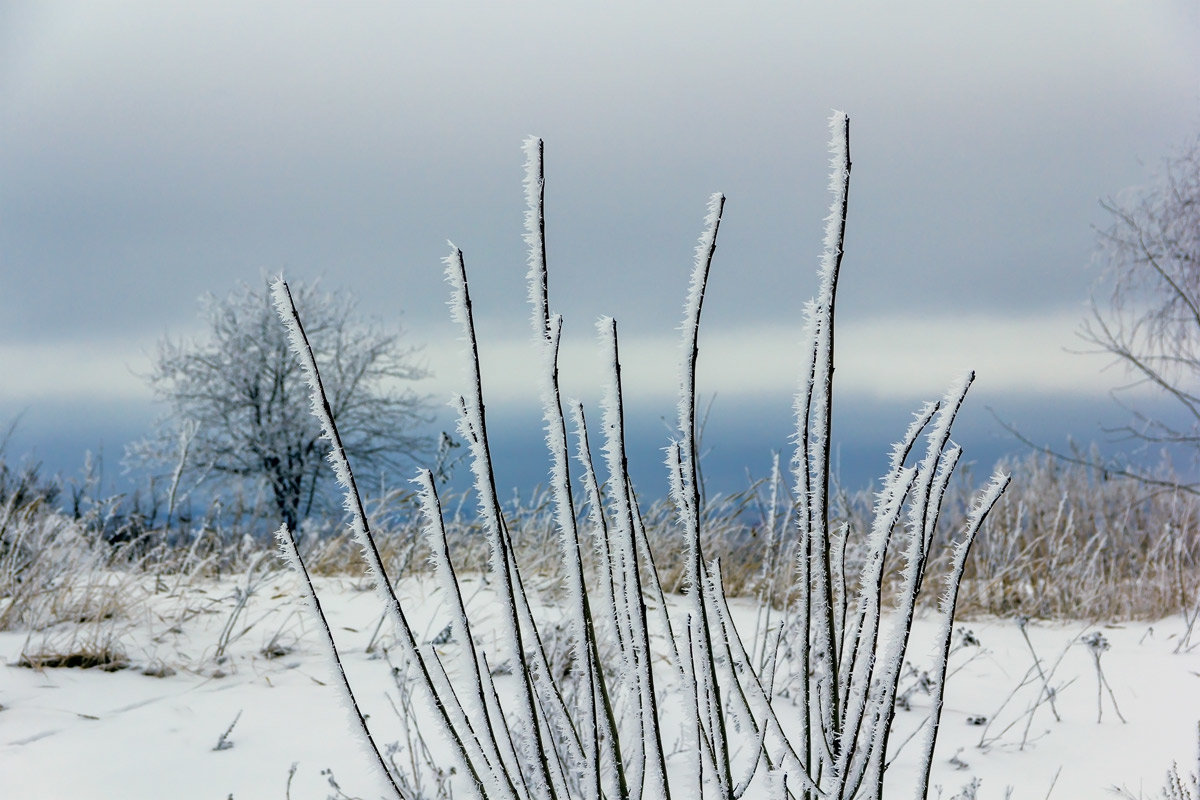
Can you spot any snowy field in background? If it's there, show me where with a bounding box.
[2,574,1198,800]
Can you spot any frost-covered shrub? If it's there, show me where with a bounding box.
[0,493,134,633]
[945,451,1198,619]
[824,446,1200,621]
[274,114,1009,800]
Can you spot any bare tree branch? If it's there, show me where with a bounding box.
[1070,133,1200,488]
[990,409,1200,497]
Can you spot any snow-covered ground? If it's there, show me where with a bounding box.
[2,573,1198,800]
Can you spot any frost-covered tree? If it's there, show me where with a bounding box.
[131,279,431,530]
[1081,134,1200,490]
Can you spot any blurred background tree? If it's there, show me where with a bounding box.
[128,279,432,531]
[1079,134,1200,492]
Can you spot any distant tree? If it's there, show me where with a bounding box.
[1079,134,1200,492]
[131,279,432,530]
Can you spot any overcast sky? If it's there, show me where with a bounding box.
[2,2,1198,494]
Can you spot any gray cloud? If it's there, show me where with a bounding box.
[1,2,1197,491]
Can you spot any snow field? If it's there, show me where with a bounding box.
[2,574,1198,799]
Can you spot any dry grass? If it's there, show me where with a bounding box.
[948,453,1199,620]
[3,450,1197,659]
[17,641,130,671]
[811,451,1200,621]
